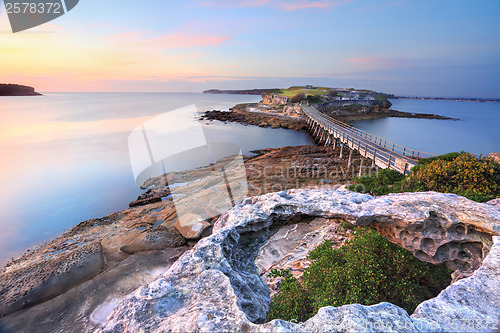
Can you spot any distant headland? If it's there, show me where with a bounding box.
[0,84,42,96]
[395,96,500,103]
[203,88,274,95]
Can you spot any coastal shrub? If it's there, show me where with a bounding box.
[400,152,500,202]
[348,152,500,202]
[266,226,451,322]
[291,92,305,103]
[347,168,404,195]
[306,95,322,103]
[267,269,312,323]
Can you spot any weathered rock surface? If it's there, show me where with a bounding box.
[173,218,211,240]
[100,189,500,332]
[119,226,186,254]
[0,145,362,328]
[488,151,500,164]
[256,217,352,296]
[487,198,500,207]
[128,188,170,207]
[0,242,104,317]
[0,248,188,333]
[201,107,306,130]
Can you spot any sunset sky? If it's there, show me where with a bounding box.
[1,0,499,97]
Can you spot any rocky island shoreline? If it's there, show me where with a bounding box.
[0,84,41,96]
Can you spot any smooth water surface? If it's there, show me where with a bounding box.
[0,93,314,263]
[352,99,500,156]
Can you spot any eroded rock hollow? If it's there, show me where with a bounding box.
[100,189,500,332]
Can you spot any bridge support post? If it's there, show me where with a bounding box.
[347,149,353,169]
[333,137,337,147]
[372,149,376,167]
[339,143,344,159]
[358,156,364,177]
[325,134,331,146]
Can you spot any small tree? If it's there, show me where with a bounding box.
[328,90,338,99]
[291,92,305,103]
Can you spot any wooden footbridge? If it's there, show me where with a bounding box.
[301,105,436,175]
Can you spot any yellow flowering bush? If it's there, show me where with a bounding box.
[401,152,500,202]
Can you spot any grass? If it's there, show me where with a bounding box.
[278,87,330,98]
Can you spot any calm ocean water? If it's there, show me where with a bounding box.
[0,93,314,264]
[1,95,498,264]
[352,99,500,156]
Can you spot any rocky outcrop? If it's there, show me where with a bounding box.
[119,226,186,254]
[0,248,188,333]
[0,83,41,96]
[262,94,288,105]
[174,218,211,240]
[201,108,305,130]
[100,189,500,332]
[488,152,500,164]
[0,242,104,317]
[255,217,352,296]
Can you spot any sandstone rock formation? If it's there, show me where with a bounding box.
[201,108,305,130]
[0,248,188,333]
[488,151,500,164]
[0,242,104,317]
[174,218,211,240]
[255,217,352,296]
[100,189,500,332]
[0,145,362,328]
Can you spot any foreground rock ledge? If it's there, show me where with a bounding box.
[100,189,500,333]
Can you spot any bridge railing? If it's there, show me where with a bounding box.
[301,106,437,161]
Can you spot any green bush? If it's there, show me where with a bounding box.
[347,168,404,195]
[401,152,500,202]
[348,152,500,202]
[267,226,451,322]
[266,269,312,323]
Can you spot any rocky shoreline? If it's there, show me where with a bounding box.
[0,141,370,332]
[201,102,457,127]
[0,84,41,96]
[201,107,306,130]
[0,99,495,332]
[329,109,458,123]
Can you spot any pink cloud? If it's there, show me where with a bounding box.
[195,0,271,8]
[106,31,229,49]
[346,56,413,68]
[158,33,229,48]
[347,56,382,64]
[195,0,350,10]
[276,0,350,11]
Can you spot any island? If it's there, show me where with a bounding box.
[203,85,456,124]
[0,84,42,96]
[0,85,498,333]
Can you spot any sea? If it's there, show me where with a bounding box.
[0,92,314,264]
[352,99,500,156]
[0,93,498,264]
